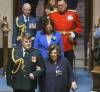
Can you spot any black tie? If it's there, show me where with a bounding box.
[24,50,29,58]
[26,17,29,33]
[26,17,29,24]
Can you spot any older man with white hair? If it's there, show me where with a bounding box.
[12,3,39,47]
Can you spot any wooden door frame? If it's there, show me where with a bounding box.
[84,0,93,69]
[13,0,20,18]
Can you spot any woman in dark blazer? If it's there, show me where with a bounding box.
[42,44,77,92]
[34,18,64,60]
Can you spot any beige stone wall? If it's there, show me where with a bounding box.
[93,0,100,26]
[0,0,13,48]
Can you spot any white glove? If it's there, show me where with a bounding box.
[71,81,78,91]
[29,73,34,80]
[69,32,75,39]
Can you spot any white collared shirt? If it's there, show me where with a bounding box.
[23,15,29,23]
[46,34,52,45]
[22,47,26,57]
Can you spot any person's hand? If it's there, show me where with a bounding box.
[29,73,34,80]
[68,31,76,42]
[69,31,75,39]
[71,81,78,91]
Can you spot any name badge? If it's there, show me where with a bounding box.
[56,66,63,76]
[67,15,74,20]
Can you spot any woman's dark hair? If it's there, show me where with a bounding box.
[42,18,56,34]
[48,44,61,59]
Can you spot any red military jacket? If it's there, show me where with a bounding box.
[49,10,82,51]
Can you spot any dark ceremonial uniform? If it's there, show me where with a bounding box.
[6,47,45,92]
[12,15,40,47]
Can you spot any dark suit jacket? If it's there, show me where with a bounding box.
[6,47,45,90]
[12,15,40,47]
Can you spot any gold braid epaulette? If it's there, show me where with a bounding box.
[11,48,24,74]
[16,17,26,40]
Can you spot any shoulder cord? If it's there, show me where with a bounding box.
[11,48,24,74]
[16,17,26,40]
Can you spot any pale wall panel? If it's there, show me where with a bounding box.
[93,0,100,25]
[0,0,13,48]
